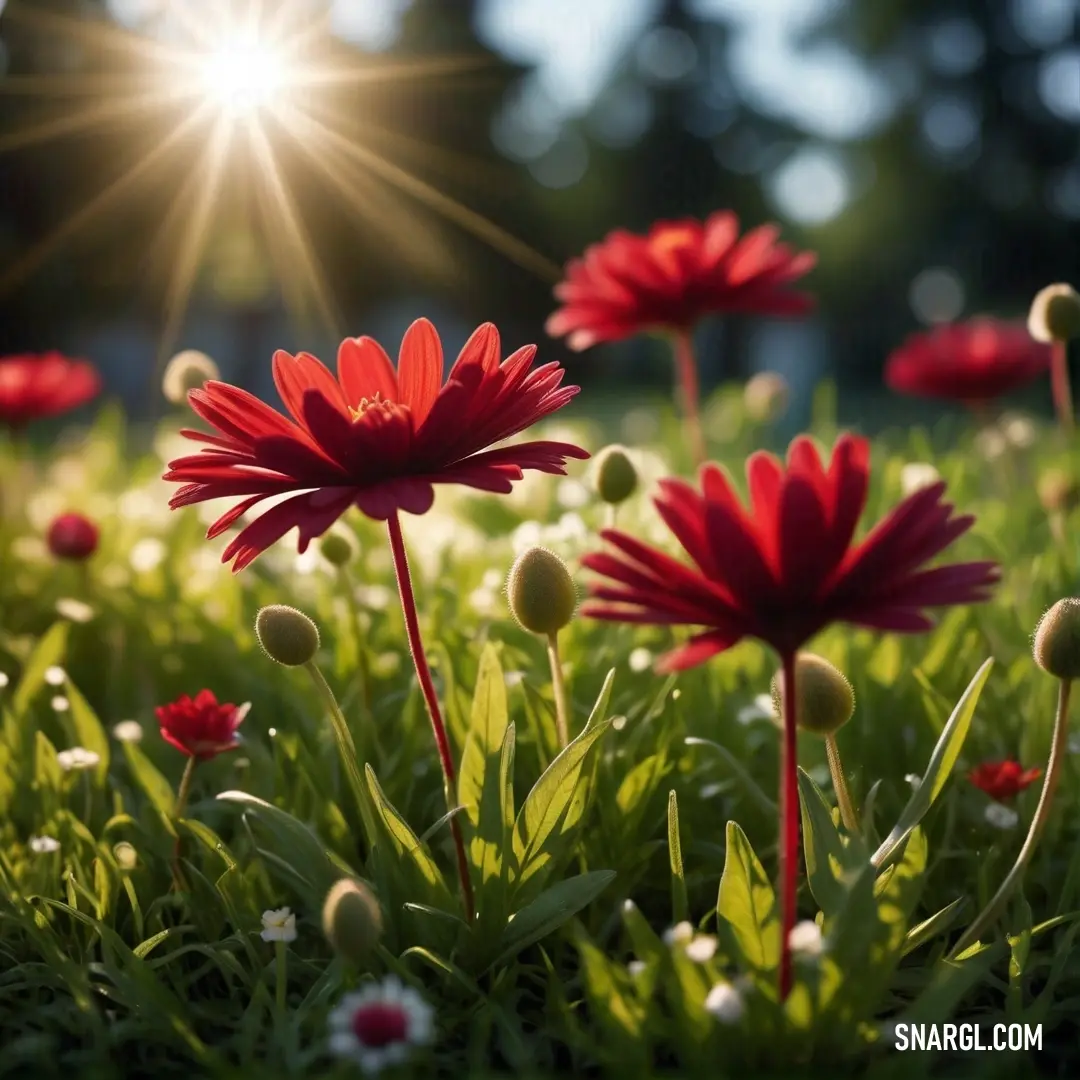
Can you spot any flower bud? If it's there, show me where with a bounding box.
[1038,469,1080,515]
[162,350,220,404]
[255,604,320,667]
[744,371,790,424]
[770,652,855,736]
[1028,283,1080,344]
[322,878,383,964]
[319,528,358,568]
[46,512,99,561]
[506,546,577,636]
[594,445,638,505]
[1033,599,1080,680]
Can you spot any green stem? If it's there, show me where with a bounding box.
[275,940,287,1018]
[174,755,198,819]
[339,566,374,720]
[546,631,570,750]
[825,734,859,834]
[304,660,377,849]
[948,678,1072,958]
[778,652,800,1001]
[671,329,707,468]
[1051,340,1074,433]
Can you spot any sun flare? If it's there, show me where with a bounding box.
[196,32,292,119]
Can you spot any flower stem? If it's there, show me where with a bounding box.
[778,652,801,1001]
[948,678,1072,959]
[386,512,475,923]
[303,660,377,849]
[339,566,374,722]
[671,329,707,467]
[546,631,570,749]
[275,940,287,1018]
[825,734,860,834]
[1051,340,1074,433]
[174,755,198,819]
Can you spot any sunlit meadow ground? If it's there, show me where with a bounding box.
[2,384,1079,1079]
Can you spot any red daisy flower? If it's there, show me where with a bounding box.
[46,512,99,561]
[163,319,588,571]
[969,760,1042,802]
[155,690,249,760]
[0,352,101,427]
[582,433,1000,669]
[545,211,816,351]
[885,319,1051,404]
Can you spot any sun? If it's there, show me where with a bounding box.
[196,31,292,120]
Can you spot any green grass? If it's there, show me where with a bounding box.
[2,385,1079,1078]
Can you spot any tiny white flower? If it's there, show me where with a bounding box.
[905,773,922,789]
[685,935,718,963]
[628,647,653,673]
[0,672,9,688]
[129,538,166,573]
[29,835,60,854]
[57,747,99,771]
[51,696,70,713]
[481,568,503,590]
[611,714,628,731]
[556,478,589,509]
[261,906,298,944]
[359,584,393,611]
[900,462,941,496]
[113,841,137,869]
[44,666,67,686]
[984,803,1019,830]
[469,587,498,615]
[736,693,777,725]
[704,981,745,1023]
[328,976,434,1075]
[112,720,144,743]
[628,960,646,977]
[56,597,95,622]
[504,670,525,689]
[663,921,694,946]
[699,782,725,799]
[974,427,1007,462]
[1001,414,1036,449]
[788,919,824,958]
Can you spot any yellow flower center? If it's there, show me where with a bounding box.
[349,392,387,421]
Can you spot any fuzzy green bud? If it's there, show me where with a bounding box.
[255,604,320,667]
[162,350,220,404]
[744,371,790,424]
[1038,469,1080,515]
[1033,599,1080,680]
[506,546,577,636]
[1028,283,1080,344]
[770,653,855,736]
[319,528,358,568]
[594,445,638,505]
[322,878,383,965]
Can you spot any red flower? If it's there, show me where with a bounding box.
[163,319,588,571]
[885,319,1051,404]
[581,432,1000,668]
[545,211,816,350]
[0,352,101,427]
[969,760,1042,802]
[155,690,248,760]
[46,512,99,561]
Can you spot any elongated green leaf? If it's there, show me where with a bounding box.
[122,742,176,830]
[576,932,646,1045]
[12,622,69,718]
[685,737,776,815]
[667,790,688,924]
[716,821,779,972]
[585,669,616,733]
[511,718,611,894]
[62,681,110,786]
[872,658,993,870]
[903,897,966,957]
[490,869,616,971]
[798,767,850,917]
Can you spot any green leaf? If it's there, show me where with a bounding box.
[716,820,779,973]
[684,737,776,815]
[490,869,616,971]
[585,669,616,733]
[511,718,611,896]
[797,767,851,917]
[575,932,647,1049]
[12,622,69,718]
[667,790,688,925]
[872,658,993,870]
[122,742,176,832]
[62,681,110,787]
[903,897,967,957]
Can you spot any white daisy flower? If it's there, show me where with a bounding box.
[685,934,718,963]
[628,647,653,673]
[44,666,67,686]
[51,696,70,713]
[736,693,778,726]
[29,835,60,854]
[260,907,298,944]
[55,598,95,622]
[984,803,1019,830]
[112,720,144,743]
[704,981,745,1023]
[900,462,941,496]
[663,921,694,946]
[57,747,99,771]
[905,773,922,789]
[0,672,9,688]
[788,919,825,958]
[328,977,434,1075]
[627,960,646,978]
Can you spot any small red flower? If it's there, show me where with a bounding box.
[582,433,1000,668]
[885,319,1051,404]
[969,760,1042,802]
[545,211,816,350]
[0,352,101,427]
[46,512,99,561]
[163,319,588,571]
[155,690,248,760]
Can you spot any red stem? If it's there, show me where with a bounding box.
[1051,340,1074,433]
[778,652,800,1001]
[386,512,475,922]
[671,329,707,467]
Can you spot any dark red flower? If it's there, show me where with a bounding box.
[969,760,1042,802]
[545,211,816,350]
[155,689,248,760]
[0,352,101,427]
[162,319,588,571]
[582,433,1000,668]
[46,512,99,561]
[885,319,1051,404]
